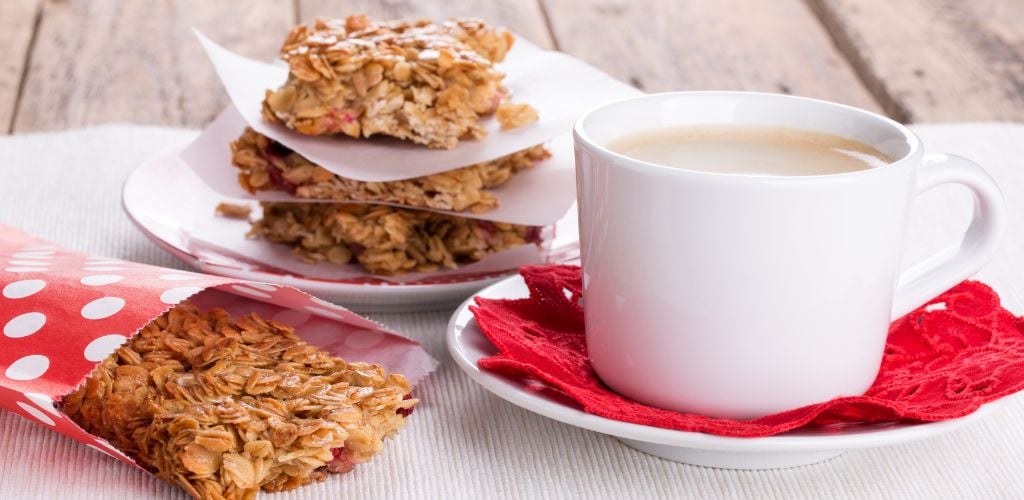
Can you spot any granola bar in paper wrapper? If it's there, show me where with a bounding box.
[181,106,578,226]
[124,150,582,283]
[0,224,436,468]
[194,31,641,182]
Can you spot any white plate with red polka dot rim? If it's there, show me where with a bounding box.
[123,144,580,313]
[447,274,1008,470]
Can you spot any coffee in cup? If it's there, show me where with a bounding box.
[573,92,1006,419]
[606,125,892,176]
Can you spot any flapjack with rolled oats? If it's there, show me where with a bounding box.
[262,15,538,149]
[187,14,586,278]
[231,127,550,213]
[62,302,416,500]
[251,202,542,275]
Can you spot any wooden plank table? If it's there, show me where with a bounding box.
[4,0,1023,134]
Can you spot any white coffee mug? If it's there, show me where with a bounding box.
[573,91,1006,420]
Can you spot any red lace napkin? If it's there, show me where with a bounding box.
[471,265,1024,437]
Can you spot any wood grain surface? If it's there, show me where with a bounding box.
[4,0,1024,132]
[540,0,882,112]
[298,0,555,48]
[11,0,294,133]
[0,0,39,132]
[810,0,1024,122]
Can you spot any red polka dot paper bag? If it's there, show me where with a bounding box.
[0,224,436,466]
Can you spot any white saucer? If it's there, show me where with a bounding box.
[446,274,1005,469]
[122,144,579,313]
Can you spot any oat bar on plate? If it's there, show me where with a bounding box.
[251,202,541,275]
[62,302,415,500]
[231,128,550,213]
[261,15,537,149]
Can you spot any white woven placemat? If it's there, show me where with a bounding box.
[0,123,1022,499]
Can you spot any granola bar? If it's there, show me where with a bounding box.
[251,202,542,275]
[262,15,537,149]
[231,128,550,213]
[62,302,415,500]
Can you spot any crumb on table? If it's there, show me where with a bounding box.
[215,202,253,219]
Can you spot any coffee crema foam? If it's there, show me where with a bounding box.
[606,125,893,176]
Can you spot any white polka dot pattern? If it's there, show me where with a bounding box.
[84,260,122,266]
[5,355,50,381]
[23,393,59,416]
[82,334,128,362]
[2,279,46,299]
[82,266,124,272]
[80,275,124,286]
[80,297,126,320]
[12,251,54,259]
[0,227,435,475]
[344,330,385,349]
[16,401,56,426]
[158,274,195,281]
[4,312,46,338]
[8,260,50,266]
[230,285,272,298]
[304,306,346,321]
[160,286,203,304]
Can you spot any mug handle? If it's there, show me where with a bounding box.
[891,154,1007,320]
